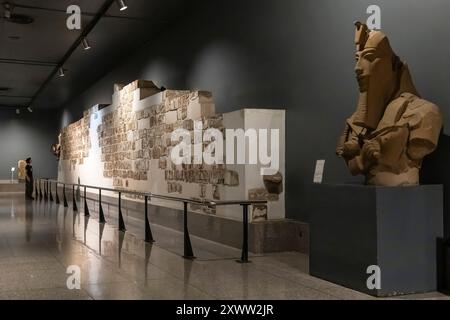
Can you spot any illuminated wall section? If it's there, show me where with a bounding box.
[58,80,285,221]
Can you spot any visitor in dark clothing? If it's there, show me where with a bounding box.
[25,157,34,200]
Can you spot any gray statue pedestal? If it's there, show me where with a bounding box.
[309,184,443,297]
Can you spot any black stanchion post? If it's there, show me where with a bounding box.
[118,192,126,232]
[84,186,90,217]
[55,183,60,204]
[183,202,195,260]
[72,185,78,211]
[237,204,250,263]
[39,180,43,201]
[44,180,48,201]
[99,189,106,223]
[77,179,81,202]
[63,184,68,208]
[34,179,38,201]
[49,182,54,202]
[144,195,154,243]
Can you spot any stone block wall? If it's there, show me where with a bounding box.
[60,109,92,170]
[58,80,285,221]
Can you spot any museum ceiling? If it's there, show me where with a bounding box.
[0,0,188,111]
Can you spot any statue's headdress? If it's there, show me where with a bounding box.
[352,22,419,130]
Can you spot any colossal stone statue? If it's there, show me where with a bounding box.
[336,22,443,186]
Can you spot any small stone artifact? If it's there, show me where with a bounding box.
[17,160,26,181]
[263,171,283,194]
[336,22,443,186]
[51,134,62,160]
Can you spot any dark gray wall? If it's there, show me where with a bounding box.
[61,0,450,222]
[0,109,59,180]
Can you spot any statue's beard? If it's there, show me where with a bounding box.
[353,78,390,131]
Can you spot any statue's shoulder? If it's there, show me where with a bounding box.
[399,93,442,131]
[401,93,440,116]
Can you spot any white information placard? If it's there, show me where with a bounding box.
[313,160,325,184]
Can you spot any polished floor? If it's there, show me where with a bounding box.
[0,193,448,300]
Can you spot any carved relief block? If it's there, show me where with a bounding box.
[167,182,182,194]
[113,178,123,187]
[248,188,279,202]
[187,102,215,120]
[177,107,187,120]
[252,205,268,221]
[190,91,213,103]
[204,115,223,129]
[165,111,178,124]
[263,172,283,195]
[183,119,194,131]
[199,184,207,198]
[212,185,220,200]
[159,157,167,170]
[224,171,239,186]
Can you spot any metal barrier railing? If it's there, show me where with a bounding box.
[34,178,266,263]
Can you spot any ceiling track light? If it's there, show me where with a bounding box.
[81,38,91,50]
[16,108,20,115]
[58,67,66,77]
[116,0,128,11]
[27,107,33,113]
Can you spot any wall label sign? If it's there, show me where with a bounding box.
[313,160,325,184]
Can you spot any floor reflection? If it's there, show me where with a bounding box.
[99,222,105,255]
[118,231,125,268]
[25,199,33,242]
[183,259,193,300]
[144,243,152,286]
[0,193,446,300]
[84,216,90,245]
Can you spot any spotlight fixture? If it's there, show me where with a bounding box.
[58,67,66,77]
[27,107,33,113]
[81,38,91,50]
[4,2,12,19]
[116,0,128,11]
[16,108,20,115]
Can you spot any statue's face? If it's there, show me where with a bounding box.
[355,48,375,92]
[353,36,398,130]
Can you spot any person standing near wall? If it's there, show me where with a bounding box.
[25,157,34,200]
